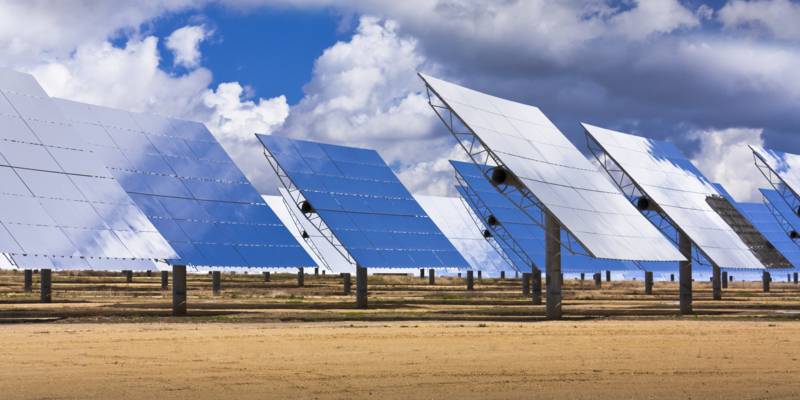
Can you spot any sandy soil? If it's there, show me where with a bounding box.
[1,320,799,399]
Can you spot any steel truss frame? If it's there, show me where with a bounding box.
[263,147,356,266]
[456,196,518,271]
[281,197,332,271]
[586,133,711,267]
[423,82,589,257]
[762,193,800,248]
[754,152,800,218]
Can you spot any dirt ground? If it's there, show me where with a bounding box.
[1,271,800,398]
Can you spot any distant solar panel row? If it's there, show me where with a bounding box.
[54,99,315,269]
[259,135,471,270]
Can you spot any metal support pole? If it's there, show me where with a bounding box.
[679,231,692,315]
[161,271,169,289]
[420,268,425,278]
[146,271,152,277]
[297,267,304,287]
[173,265,187,316]
[264,272,270,282]
[501,271,505,279]
[24,269,32,293]
[356,266,367,309]
[580,273,584,281]
[595,273,601,289]
[315,267,319,276]
[343,273,351,294]
[40,269,51,303]
[722,271,728,289]
[212,271,220,296]
[428,269,435,285]
[466,271,474,290]
[125,270,132,283]
[522,272,531,295]
[794,272,798,284]
[532,269,542,305]
[606,270,611,282]
[645,271,653,295]
[712,266,721,300]
[670,274,674,282]
[545,214,562,319]
[478,271,482,280]
[763,271,770,292]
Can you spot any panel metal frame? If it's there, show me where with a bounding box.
[762,193,800,248]
[586,133,710,267]
[281,197,331,271]
[262,146,356,266]
[753,151,800,216]
[423,80,589,257]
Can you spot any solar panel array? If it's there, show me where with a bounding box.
[0,69,174,271]
[415,194,512,276]
[584,123,764,270]
[259,135,471,270]
[452,160,640,273]
[420,74,683,262]
[53,99,315,269]
[715,187,800,269]
[752,146,800,195]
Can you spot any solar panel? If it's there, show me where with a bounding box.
[0,69,176,269]
[419,73,684,262]
[584,123,765,270]
[750,146,800,214]
[415,194,512,276]
[54,99,315,270]
[259,135,472,270]
[452,160,642,274]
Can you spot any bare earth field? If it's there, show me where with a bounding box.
[1,271,799,399]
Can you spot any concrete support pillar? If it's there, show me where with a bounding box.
[501,271,505,279]
[125,270,132,283]
[679,232,692,315]
[212,271,221,296]
[478,271,482,280]
[24,269,32,293]
[645,271,653,295]
[420,268,425,278]
[532,270,542,305]
[40,269,51,303]
[606,270,611,282]
[466,271,474,290]
[713,266,722,300]
[595,273,601,289]
[722,271,728,289]
[172,265,187,315]
[581,273,585,281]
[343,273,351,294]
[522,272,531,295]
[763,271,770,292]
[545,214,562,319]
[314,267,319,276]
[161,271,169,290]
[356,266,367,309]
[264,272,270,282]
[794,272,798,284]
[428,269,435,285]
[297,267,304,287]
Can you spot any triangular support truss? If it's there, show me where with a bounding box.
[281,197,332,272]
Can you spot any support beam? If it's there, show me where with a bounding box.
[795,272,798,284]
[125,270,132,283]
[580,273,585,281]
[40,269,51,303]
[343,273,351,294]
[420,268,425,279]
[466,271,474,290]
[763,271,770,292]
[314,267,319,276]
[679,231,692,315]
[428,269,435,285]
[146,271,152,277]
[161,271,168,290]
[606,270,611,282]
[212,271,221,296]
[645,271,653,295]
[522,272,531,295]
[478,271,482,280]
[722,271,728,289]
[356,266,367,309]
[545,214,562,319]
[595,273,601,289]
[500,271,505,279]
[671,274,675,282]
[24,269,32,293]
[297,267,304,287]
[532,269,542,305]
[712,266,722,300]
[264,272,270,282]
[172,265,187,316]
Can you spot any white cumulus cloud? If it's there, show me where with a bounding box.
[718,0,800,40]
[165,24,213,68]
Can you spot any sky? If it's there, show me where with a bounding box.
[2,0,800,203]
